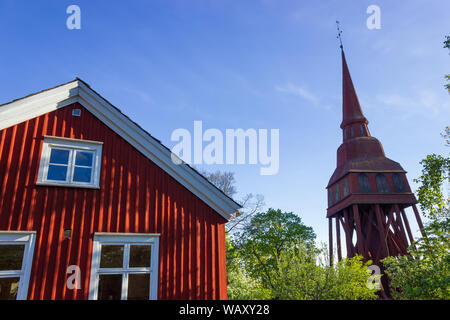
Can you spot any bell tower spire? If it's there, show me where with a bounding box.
[340,50,368,132]
[336,21,369,139]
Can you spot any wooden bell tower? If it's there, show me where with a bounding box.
[326,47,425,297]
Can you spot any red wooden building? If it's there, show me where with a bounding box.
[326,48,425,297]
[0,79,241,300]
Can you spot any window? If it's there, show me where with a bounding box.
[328,189,333,207]
[37,136,102,188]
[0,231,36,300]
[349,125,354,137]
[392,173,406,193]
[343,177,349,197]
[358,173,372,193]
[335,184,340,202]
[376,174,391,193]
[359,124,365,136]
[89,233,160,300]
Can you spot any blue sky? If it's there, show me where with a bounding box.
[1,0,449,245]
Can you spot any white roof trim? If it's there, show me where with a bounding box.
[0,79,241,220]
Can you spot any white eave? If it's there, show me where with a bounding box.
[0,79,241,221]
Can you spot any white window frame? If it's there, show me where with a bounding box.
[37,136,103,189]
[89,233,160,300]
[0,231,36,300]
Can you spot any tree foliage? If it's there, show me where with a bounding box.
[414,153,450,219]
[272,244,379,300]
[383,218,450,300]
[226,236,271,300]
[231,208,316,292]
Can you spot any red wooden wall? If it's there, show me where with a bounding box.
[0,103,228,300]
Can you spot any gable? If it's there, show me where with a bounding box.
[0,79,241,220]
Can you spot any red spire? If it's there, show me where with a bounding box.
[340,49,368,129]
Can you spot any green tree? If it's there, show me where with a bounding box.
[272,243,379,300]
[383,219,450,299]
[414,153,450,219]
[226,236,271,299]
[231,208,316,294]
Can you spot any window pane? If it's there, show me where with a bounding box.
[47,164,68,181]
[335,185,340,202]
[75,151,93,167]
[0,245,25,271]
[343,178,349,197]
[360,124,365,136]
[0,277,20,300]
[73,167,92,183]
[98,274,122,300]
[127,274,150,300]
[392,173,406,193]
[129,245,151,268]
[328,189,333,207]
[100,245,124,268]
[49,149,70,164]
[358,173,372,193]
[376,174,391,193]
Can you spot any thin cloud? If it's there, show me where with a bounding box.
[275,83,319,105]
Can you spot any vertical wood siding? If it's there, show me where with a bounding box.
[0,103,228,299]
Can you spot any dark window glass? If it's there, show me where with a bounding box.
[350,126,354,137]
[47,165,68,181]
[0,277,20,300]
[129,246,151,268]
[392,173,406,193]
[47,148,70,181]
[73,167,92,183]
[376,174,391,193]
[0,245,25,271]
[328,189,333,207]
[343,178,349,197]
[360,124,365,136]
[100,245,124,268]
[98,274,122,300]
[343,128,346,139]
[75,151,93,167]
[335,185,340,202]
[49,149,70,165]
[73,151,94,182]
[127,274,150,300]
[358,173,372,193]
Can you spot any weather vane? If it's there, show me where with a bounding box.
[336,20,343,49]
